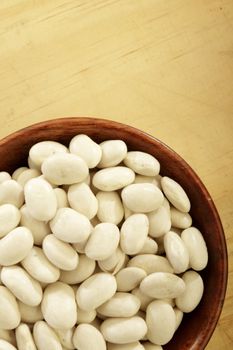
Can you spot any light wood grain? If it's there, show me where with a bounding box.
[0,0,232,348]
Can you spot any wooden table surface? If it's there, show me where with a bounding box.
[0,1,232,348]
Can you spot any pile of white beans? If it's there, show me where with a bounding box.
[0,135,208,350]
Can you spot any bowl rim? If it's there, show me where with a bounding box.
[0,116,228,348]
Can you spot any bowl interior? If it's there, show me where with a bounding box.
[0,117,227,350]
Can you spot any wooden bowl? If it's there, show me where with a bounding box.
[0,117,227,349]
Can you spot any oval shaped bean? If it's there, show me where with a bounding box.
[93,167,135,191]
[140,272,185,299]
[55,328,75,349]
[43,235,79,271]
[0,204,21,238]
[136,237,158,255]
[174,307,183,331]
[98,140,127,168]
[146,300,176,345]
[181,227,208,271]
[22,246,60,283]
[164,231,189,274]
[161,176,190,213]
[50,207,92,244]
[20,205,50,245]
[124,151,160,176]
[142,343,163,350]
[12,167,28,181]
[73,324,106,350]
[15,323,37,350]
[116,267,147,292]
[97,292,140,318]
[128,255,173,274]
[42,153,88,185]
[0,340,17,350]
[33,321,62,350]
[0,286,20,330]
[0,227,33,266]
[0,172,11,184]
[175,271,204,313]
[42,282,77,329]
[24,177,57,221]
[76,307,96,324]
[121,184,164,213]
[1,266,42,306]
[17,169,41,188]
[76,273,117,311]
[147,206,171,238]
[170,207,192,229]
[107,342,145,350]
[0,180,24,208]
[69,134,102,169]
[29,141,68,168]
[18,302,43,324]
[98,248,126,274]
[85,223,120,261]
[96,191,124,225]
[60,254,95,284]
[120,214,149,255]
[54,188,69,208]
[100,316,147,344]
[131,288,154,312]
[68,183,98,219]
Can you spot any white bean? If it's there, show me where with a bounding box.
[175,270,204,313]
[0,204,21,238]
[0,180,24,208]
[1,266,42,306]
[136,237,158,255]
[97,292,140,318]
[98,140,127,168]
[115,267,147,292]
[0,286,20,330]
[29,141,68,168]
[54,188,69,208]
[50,207,92,244]
[76,273,117,311]
[161,176,190,213]
[93,167,135,191]
[73,324,106,350]
[128,255,173,274]
[100,316,147,344]
[17,169,41,188]
[59,255,95,284]
[21,246,60,283]
[96,191,124,225]
[18,302,43,324]
[0,172,11,184]
[174,307,183,330]
[170,207,192,229]
[42,282,77,329]
[20,205,50,245]
[146,300,176,345]
[42,153,88,185]
[142,343,163,350]
[15,323,37,350]
[134,174,161,188]
[43,235,79,271]
[33,321,62,350]
[0,227,33,266]
[131,288,154,312]
[24,177,57,221]
[85,223,120,261]
[69,134,102,169]
[121,183,164,213]
[147,205,171,238]
[140,272,185,299]
[76,307,96,324]
[12,167,28,181]
[55,328,75,349]
[68,183,98,219]
[124,151,160,176]
[181,227,208,271]
[107,342,145,350]
[120,214,149,255]
[0,340,17,350]
[164,231,189,274]
[98,247,125,274]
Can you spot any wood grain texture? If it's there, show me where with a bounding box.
[0,1,232,348]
